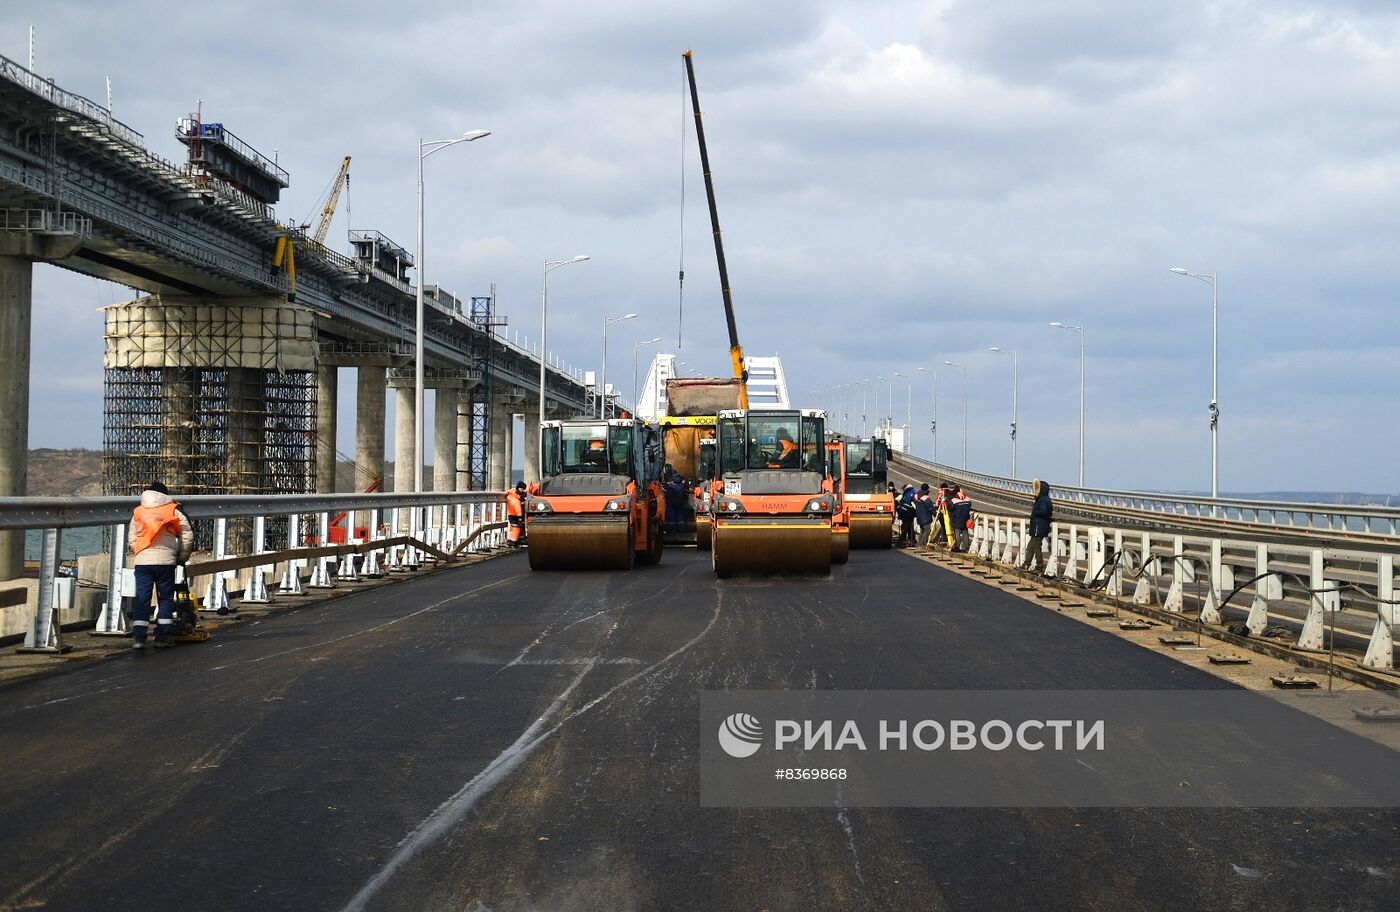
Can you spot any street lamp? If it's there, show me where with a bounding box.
[539,255,591,435]
[600,312,637,417]
[1169,267,1219,498]
[1049,322,1085,487]
[415,129,490,493]
[633,336,662,412]
[893,371,912,453]
[943,361,967,468]
[864,378,878,438]
[916,366,935,463]
[988,347,1018,478]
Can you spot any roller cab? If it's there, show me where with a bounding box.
[710,409,834,577]
[526,419,664,571]
[842,437,893,549]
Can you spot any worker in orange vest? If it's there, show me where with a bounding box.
[506,481,527,548]
[127,482,193,650]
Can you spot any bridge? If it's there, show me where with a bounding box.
[2,38,1400,912]
[0,51,600,580]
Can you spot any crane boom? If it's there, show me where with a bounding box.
[312,156,351,244]
[682,50,748,408]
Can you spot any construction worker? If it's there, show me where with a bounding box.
[772,427,800,468]
[1022,478,1054,574]
[127,481,193,651]
[949,486,973,552]
[914,483,936,549]
[506,481,527,548]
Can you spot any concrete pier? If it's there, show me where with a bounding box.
[0,256,31,580]
[316,365,337,492]
[433,388,458,493]
[394,387,416,492]
[456,389,475,491]
[355,366,386,492]
[487,403,507,491]
[523,413,541,485]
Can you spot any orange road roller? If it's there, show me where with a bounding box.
[525,419,665,571]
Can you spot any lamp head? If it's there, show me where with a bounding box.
[463,130,491,141]
[1169,267,1189,275]
[1049,322,1064,328]
[571,255,590,263]
[622,313,637,320]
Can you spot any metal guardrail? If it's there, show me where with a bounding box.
[0,52,146,149]
[892,453,1400,541]
[0,209,91,236]
[2,490,513,657]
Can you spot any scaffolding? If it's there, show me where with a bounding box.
[102,297,319,547]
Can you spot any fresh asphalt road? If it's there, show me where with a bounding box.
[2,548,1398,912]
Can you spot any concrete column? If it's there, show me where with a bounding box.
[456,390,475,491]
[503,410,515,488]
[434,388,458,492]
[487,402,507,491]
[315,365,337,492]
[160,369,195,491]
[523,412,541,485]
[355,366,386,490]
[0,257,31,580]
[394,387,416,492]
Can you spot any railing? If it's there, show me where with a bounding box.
[1,491,512,656]
[892,452,1400,542]
[0,51,146,150]
[0,209,91,236]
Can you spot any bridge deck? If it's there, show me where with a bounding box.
[1,551,1398,911]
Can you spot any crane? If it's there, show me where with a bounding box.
[683,50,749,408]
[311,156,351,244]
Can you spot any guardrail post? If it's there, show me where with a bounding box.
[1105,529,1125,597]
[1132,533,1155,605]
[203,517,231,614]
[1085,527,1106,586]
[362,508,384,577]
[1163,535,1189,612]
[18,527,69,654]
[244,514,271,603]
[1200,538,1225,624]
[1044,524,1061,577]
[308,512,335,588]
[1246,544,1280,635]
[1296,548,1329,651]
[94,521,130,635]
[278,513,304,594]
[1363,553,1395,672]
[1062,524,1081,581]
[404,506,422,570]
[385,508,403,571]
[994,518,1011,563]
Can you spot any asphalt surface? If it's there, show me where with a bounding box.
[2,548,1399,912]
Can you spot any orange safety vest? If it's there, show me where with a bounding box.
[131,502,182,554]
[506,490,524,518]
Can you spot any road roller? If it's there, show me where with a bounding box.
[709,408,835,577]
[841,437,894,549]
[525,418,665,571]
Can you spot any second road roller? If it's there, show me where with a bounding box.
[841,436,894,548]
[525,418,665,570]
[709,408,835,577]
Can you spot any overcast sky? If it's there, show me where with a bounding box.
[10,1,1400,494]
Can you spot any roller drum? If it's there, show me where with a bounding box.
[849,513,894,549]
[712,520,831,577]
[527,518,634,571]
[696,518,712,552]
[831,527,850,565]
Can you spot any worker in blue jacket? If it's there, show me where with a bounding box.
[914,483,937,550]
[1021,478,1053,573]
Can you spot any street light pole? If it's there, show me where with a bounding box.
[943,361,967,468]
[988,348,1018,478]
[600,312,637,418]
[415,130,490,493]
[633,336,662,412]
[893,371,912,453]
[916,366,935,463]
[1170,268,1219,498]
[539,255,591,435]
[1049,322,1085,487]
[862,379,873,437]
